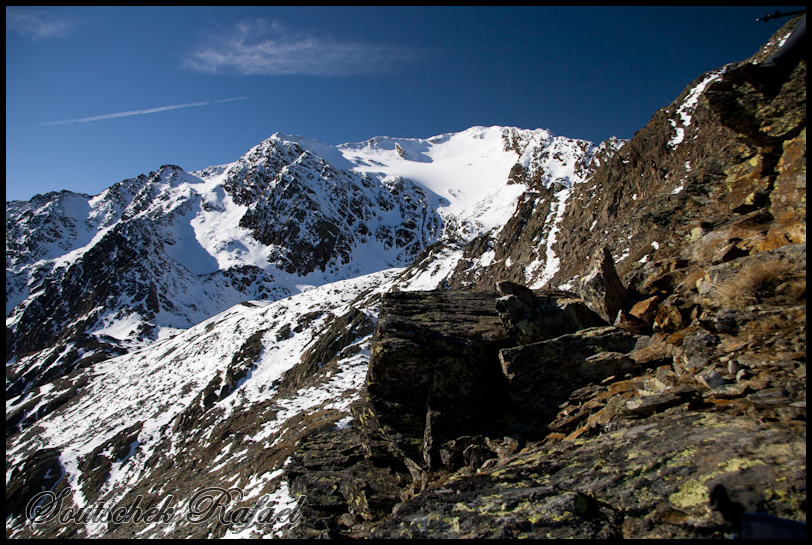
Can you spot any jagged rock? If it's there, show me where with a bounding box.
[653,301,688,333]
[495,280,536,303]
[678,330,721,375]
[630,295,662,323]
[768,128,806,246]
[283,22,807,539]
[485,435,522,459]
[636,259,690,295]
[706,47,805,145]
[628,339,675,368]
[614,309,650,335]
[280,309,375,396]
[578,247,630,324]
[619,387,698,418]
[285,425,407,536]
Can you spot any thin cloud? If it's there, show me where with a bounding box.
[184,19,420,76]
[39,96,248,126]
[6,7,85,39]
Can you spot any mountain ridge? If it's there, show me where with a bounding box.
[6,125,609,398]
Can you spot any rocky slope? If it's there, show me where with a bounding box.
[280,17,807,539]
[6,17,805,539]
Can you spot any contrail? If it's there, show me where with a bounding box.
[39,96,248,126]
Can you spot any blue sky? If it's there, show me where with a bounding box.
[6,6,803,202]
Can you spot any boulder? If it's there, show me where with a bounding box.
[578,247,630,324]
[495,281,604,344]
[498,326,639,424]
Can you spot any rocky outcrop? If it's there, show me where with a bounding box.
[286,246,805,539]
[364,291,513,466]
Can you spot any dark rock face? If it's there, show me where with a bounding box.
[284,423,407,537]
[364,291,513,465]
[495,281,604,344]
[499,326,638,423]
[283,309,375,396]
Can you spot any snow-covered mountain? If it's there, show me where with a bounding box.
[6,126,616,398]
[6,124,618,537]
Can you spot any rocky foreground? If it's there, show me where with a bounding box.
[282,20,806,539]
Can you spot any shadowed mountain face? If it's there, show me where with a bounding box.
[6,17,806,539]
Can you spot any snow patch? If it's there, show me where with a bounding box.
[668,68,726,148]
[537,188,571,287]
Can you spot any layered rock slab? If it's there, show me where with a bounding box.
[498,326,639,424]
[495,281,605,344]
[365,290,513,466]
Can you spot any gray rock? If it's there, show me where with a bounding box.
[498,327,639,422]
[578,247,630,324]
[696,369,726,389]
